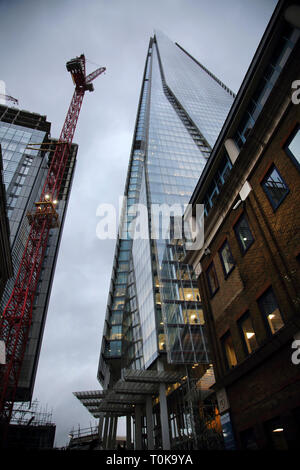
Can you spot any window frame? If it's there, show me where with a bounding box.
[237,311,258,356]
[233,213,254,255]
[284,123,300,170]
[257,287,285,337]
[220,331,237,370]
[261,164,289,210]
[206,262,219,297]
[219,239,235,278]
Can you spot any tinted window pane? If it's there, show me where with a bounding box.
[258,288,284,334]
[239,314,258,354]
[234,214,254,253]
[221,333,237,369]
[206,263,218,296]
[219,241,235,275]
[287,128,300,164]
[262,166,289,209]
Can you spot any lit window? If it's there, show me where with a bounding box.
[206,262,219,296]
[261,165,289,209]
[221,332,237,369]
[110,325,122,340]
[184,309,204,325]
[285,125,300,168]
[258,288,284,335]
[219,240,235,276]
[234,213,254,253]
[158,334,166,351]
[114,287,126,297]
[106,340,121,356]
[238,312,258,355]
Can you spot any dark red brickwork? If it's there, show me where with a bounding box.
[198,102,300,449]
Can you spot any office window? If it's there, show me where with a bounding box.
[219,240,235,276]
[110,325,122,340]
[261,165,289,209]
[238,312,258,355]
[234,25,299,149]
[240,428,258,450]
[234,213,254,253]
[264,417,288,450]
[221,332,237,369]
[285,125,300,168]
[258,288,284,335]
[107,340,121,356]
[206,262,219,296]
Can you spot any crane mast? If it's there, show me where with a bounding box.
[0,54,105,426]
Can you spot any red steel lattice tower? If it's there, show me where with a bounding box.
[0,54,105,425]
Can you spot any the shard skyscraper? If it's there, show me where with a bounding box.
[76,31,235,450]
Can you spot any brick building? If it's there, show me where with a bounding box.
[185,0,300,449]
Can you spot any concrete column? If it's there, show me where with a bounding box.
[107,415,115,449]
[159,383,171,449]
[224,138,239,164]
[102,415,110,449]
[146,395,155,450]
[134,405,142,450]
[157,360,171,450]
[98,413,104,441]
[126,415,132,449]
[111,416,118,450]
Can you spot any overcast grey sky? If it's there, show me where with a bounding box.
[0,0,278,447]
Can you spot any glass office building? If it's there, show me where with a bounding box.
[0,105,77,401]
[94,31,234,449]
[98,30,234,381]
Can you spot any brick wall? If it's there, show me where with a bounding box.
[197,99,300,447]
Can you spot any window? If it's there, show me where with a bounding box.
[234,25,299,150]
[234,213,254,253]
[114,286,126,297]
[206,262,219,296]
[261,165,289,209]
[202,154,232,216]
[112,299,125,310]
[238,312,258,355]
[110,325,122,340]
[105,340,121,356]
[219,240,235,276]
[264,417,288,450]
[217,154,232,186]
[221,332,237,369]
[110,311,123,325]
[240,428,258,450]
[158,333,166,351]
[119,240,131,250]
[258,288,284,335]
[285,125,300,168]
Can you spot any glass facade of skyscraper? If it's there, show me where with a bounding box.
[98,31,234,384]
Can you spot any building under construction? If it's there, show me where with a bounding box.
[3,399,56,449]
[0,56,105,445]
[0,105,77,406]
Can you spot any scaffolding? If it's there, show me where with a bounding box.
[10,399,54,427]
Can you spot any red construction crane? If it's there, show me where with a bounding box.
[0,54,105,427]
